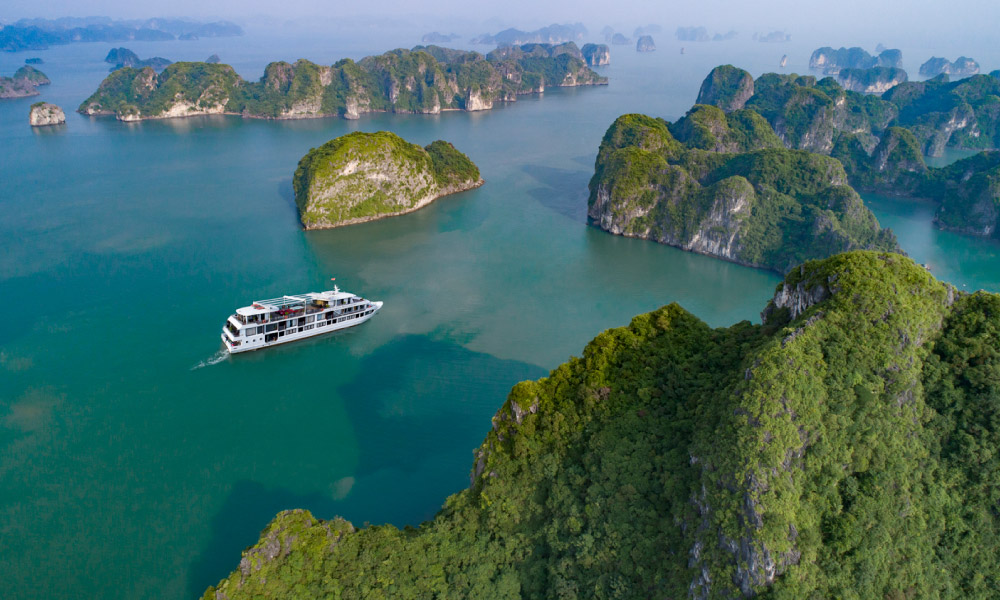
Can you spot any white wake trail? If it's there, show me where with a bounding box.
[191,348,229,370]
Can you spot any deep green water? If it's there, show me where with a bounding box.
[1,31,998,599]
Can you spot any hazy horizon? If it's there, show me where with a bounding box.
[4,0,1000,48]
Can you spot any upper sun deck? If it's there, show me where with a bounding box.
[233,288,363,321]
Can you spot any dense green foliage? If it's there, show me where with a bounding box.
[695,66,1000,237]
[587,111,897,272]
[78,44,606,120]
[292,131,480,228]
[203,251,1000,599]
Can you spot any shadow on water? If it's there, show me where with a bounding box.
[277,178,299,219]
[186,480,341,598]
[338,334,546,478]
[521,163,590,223]
[187,334,545,597]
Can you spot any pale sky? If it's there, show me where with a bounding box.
[4,0,998,44]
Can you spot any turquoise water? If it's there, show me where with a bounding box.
[1,31,998,599]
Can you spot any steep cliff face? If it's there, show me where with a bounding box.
[696,65,755,112]
[28,102,65,126]
[79,63,239,120]
[836,66,907,94]
[587,113,898,273]
[292,132,483,229]
[919,56,980,78]
[203,251,1000,600]
[925,151,1000,236]
[78,45,607,122]
[581,43,610,66]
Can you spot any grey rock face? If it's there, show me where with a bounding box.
[581,43,610,66]
[29,102,66,126]
[696,65,755,112]
[636,35,656,52]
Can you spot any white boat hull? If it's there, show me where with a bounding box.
[223,300,382,354]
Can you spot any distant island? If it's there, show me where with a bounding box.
[202,248,1000,600]
[79,44,607,122]
[636,35,656,52]
[755,31,790,43]
[0,66,51,99]
[0,17,242,52]
[24,57,43,64]
[632,24,661,37]
[610,33,629,45]
[836,66,907,93]
[581,43,610,66]
[919,56,980,78]
[469,23,586,46]
[104,47,171,72]
[587,111,898,272]
[809,46,903,74]
[676,26,709,42]
[293,131,482,229]
[692,65,1000,238]
[421,32,460,44]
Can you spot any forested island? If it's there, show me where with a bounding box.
[683,65,1000,238]
[203,250,1000,599]
[0,65,51,99]
[78,44,607,122]
[293,131,482,229]
[0,17,242,52]
[587,111,898,272]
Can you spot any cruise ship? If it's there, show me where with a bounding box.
[221,286,382,353]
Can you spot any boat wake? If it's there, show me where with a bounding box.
[191,349,228,370]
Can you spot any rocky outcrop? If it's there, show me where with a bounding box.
[837,66,907,93]
[293,132,483,229]
[12,65,49,86]
[0,76,40,98]
[79,46,606,122]
[809,46,903,74]
[636,35,656,52]
[587,113,898,273]
[205,54,221,64]
[581,43,610,66]
[1,66,50,99]
[104,47,172,71]
[919,56,980,78]
[611,33,629,45]
[696,65,755,112]
[29,102,65,126]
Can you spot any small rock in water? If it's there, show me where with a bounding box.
[29,102,66,127]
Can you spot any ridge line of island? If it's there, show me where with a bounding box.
[77,42,608,122]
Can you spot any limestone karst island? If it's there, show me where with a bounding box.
[6,5,1000,600]
[293,131,482,229]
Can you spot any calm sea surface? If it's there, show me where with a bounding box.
[1,29,998,599]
